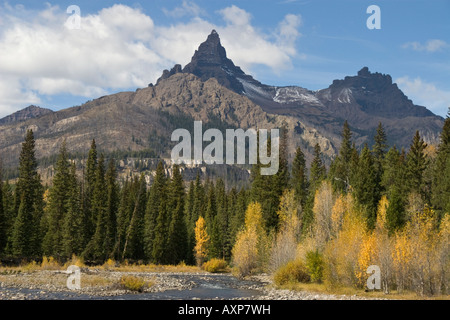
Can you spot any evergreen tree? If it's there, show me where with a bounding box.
[406,131,428,198]
[42,141,71,257]
[381,146,406,196]
[185,172,205,262]
[84,139,98,241]
[184,180,196,265]
[114,176,139,260]
[12,130,43,259]
[62,162,84,258]
[104,159,119,259]
[215,178,231,260]
[123,174,147,261]
[372,122,388,186]
[331,121,352,193]
[0,158,5,255]
[386,187,406,234]
[166,165,188,264]
[354,144,379,229]
[309,143,327,194]
[144,161,167,261]
[291,146,308,208]
[432,109,450,218]
[303,143,326,235]
[11,194,31,257]
[2,180,14,254]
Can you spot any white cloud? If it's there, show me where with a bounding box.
[402,39,449,52]
[396,76,450,117]
[0,4,301,118]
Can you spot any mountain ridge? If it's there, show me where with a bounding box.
[0,30,444,173]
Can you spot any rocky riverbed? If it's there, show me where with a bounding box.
[0,269,382,300]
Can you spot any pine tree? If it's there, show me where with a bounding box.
[331,121,352,193]
[114,176,139,260]
[2,180,14,255]
[185,172,205,262]
[84,139,98,241]
[104,159,119,260]
[12,130,43,259]
[386,187,406,234]
[166,165,188,264]
[291,146,308,208]
[82,154,108,262]
[309,143,327,193]
[184,180,196,265]
[215,178,231,260]
[432,110,450,218]
[11,194,31,257]
[0,158,5,255]
[406,131,428,198]
[62,162,84,258]
[144,161,167,261]
[354,144,379,229]
[303,143,326,235]
[372,122,388,187]
[122,174,147,261]
[42,141,71,257]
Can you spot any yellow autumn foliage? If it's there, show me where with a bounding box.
[194,216,210,267]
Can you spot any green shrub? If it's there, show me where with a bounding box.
[306,250,324,283]
[274,259,310,286]
[203,258,228,273]
[119,275,147,292]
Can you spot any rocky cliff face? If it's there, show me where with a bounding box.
[157,30,443,149]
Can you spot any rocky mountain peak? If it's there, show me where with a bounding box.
[156,30,262,94]
[0,105,53,126]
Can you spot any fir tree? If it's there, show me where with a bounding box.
[42,141,71,257]
[2,180,14,254]
[11,194,31,257]
[62,162,84,258]
[331,121,352,193]
[166,165,188,264]
[354,144,379,229]
[104,159,119,260]
[303,143,326,235]
[0,158,5,255]
[185,172,205,262]
[84,139,98,241]
[123,174,147,261]
[386,187,406,234]
[432,110,450,218]
[215,178,231,260]
[309,143,327,194]
[144,161,167,261]
[406,131,428,198]
[291,146,308,208]
[184,180,196,264]
[12,130,43,259]
[372,122,388,186]
[114,176,139,260]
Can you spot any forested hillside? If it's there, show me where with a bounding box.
[0,110,449,296]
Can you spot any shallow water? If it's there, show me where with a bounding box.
[0,274,263,300]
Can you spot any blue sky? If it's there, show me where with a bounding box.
[0,0,449,117]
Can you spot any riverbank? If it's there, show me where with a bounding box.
[0,267,395,300]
